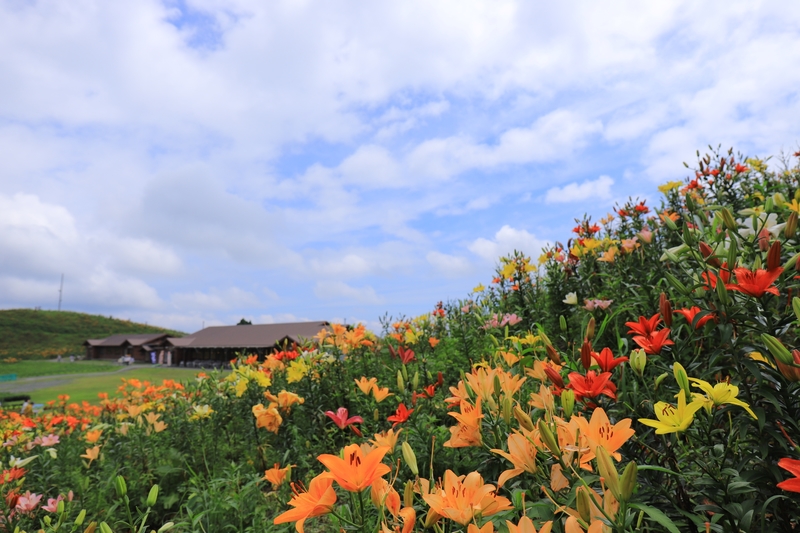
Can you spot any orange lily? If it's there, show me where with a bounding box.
[371,477,401,516]
[468,523,495,533]
[355,377,378,395]
[444,399,483,448]
[574,407,634,462]
[317,443,391,492]
[253,403,283,433]
[506,516,554,533]
[264,463,294,489]
[373,386,393,403]
[273,474,337,533]
[491,432,538,487]
[371,428,402,452]
[422,470,512,525]
[84,429,103,444]
[81,445,101,466]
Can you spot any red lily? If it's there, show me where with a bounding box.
[389,345,416,364]
[674,307,715,329]
[701,262,732,290]
[591,347,628,372]
[725,267,783,298]
[387,404,413,427]
[777,458,800,493]
[566,370,616,401]
[625,314,661,337]
[325,408,363,436]
[633,328,675,355]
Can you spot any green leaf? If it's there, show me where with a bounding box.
[637,465,681,476]
[629,503,681,533]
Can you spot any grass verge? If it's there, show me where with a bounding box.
[1,367,206,404]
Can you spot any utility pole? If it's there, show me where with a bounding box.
[58,274,64,311]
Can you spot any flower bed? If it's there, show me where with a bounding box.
[2,148,800,532]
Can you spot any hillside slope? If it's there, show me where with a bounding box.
[0,309,185,358]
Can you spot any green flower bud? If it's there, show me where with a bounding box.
[412,371,419,390]
[157,523,175,533]
[720,208,737,231]
[576,487,592,523]
[793,297,800,323]
[595,446,621,500]
[404,481,414,508]
[654,372,669,390]
[147,484,159,507]
[537,419,560,457]
[561,389,575,419]
[99,522,114,533]
[664,272,689,295]
[501,396,513,426]
[401,442,419,476]
[114,475,127,498]
[765,197,774,213]
[493,375,502,397]
[673,363,692,399]
[727,237,738,268]
[75,509,87,526]
[630,349,647,377]
[715,274,729,305]
[397,370,405,391]
[784,252,800,272]
[401,364,409,382]
[620,461,638,501]
[559,315,567,332]
[663,213,678,231]
[45,516,52,526]
[373,409,380,422]
[786,212,798,239]
[762,334,794,366]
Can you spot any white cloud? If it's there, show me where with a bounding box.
[170,287,262,311]
[313,281,383,305]
[426,251,474,278]
[545,175,614,204]
[468,225,548,262]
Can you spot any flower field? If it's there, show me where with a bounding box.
[3,147,800,532]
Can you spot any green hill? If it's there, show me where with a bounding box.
[0,309,185,359]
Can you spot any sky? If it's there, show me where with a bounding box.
[1,0,800,333]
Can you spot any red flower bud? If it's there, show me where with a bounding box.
[767,240,782,271]
[580,339,593,370]
[659,292,673,327]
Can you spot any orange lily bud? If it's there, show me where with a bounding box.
[767,240,782,271]
[659,292,673,327]
[580,339,593,370]
[776,349,800,382]
[576,487,592,522]
[513,405,535,431]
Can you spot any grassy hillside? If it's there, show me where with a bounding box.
[0,309,185,359]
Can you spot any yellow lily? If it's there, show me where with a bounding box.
[639,391,704,434]
[689,378,757,419]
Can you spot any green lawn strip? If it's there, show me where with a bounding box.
[8,367,204,404]
[0,360,119,378]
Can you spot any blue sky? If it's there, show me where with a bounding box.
[1,0,799,333]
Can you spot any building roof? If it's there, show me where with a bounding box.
[167,321,329,349]
[83,333,170,347]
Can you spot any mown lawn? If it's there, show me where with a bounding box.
[0,359,119,378]
[1,366,210,404]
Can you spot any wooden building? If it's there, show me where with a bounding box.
[84,333,171,361]
[167,321,329,365]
